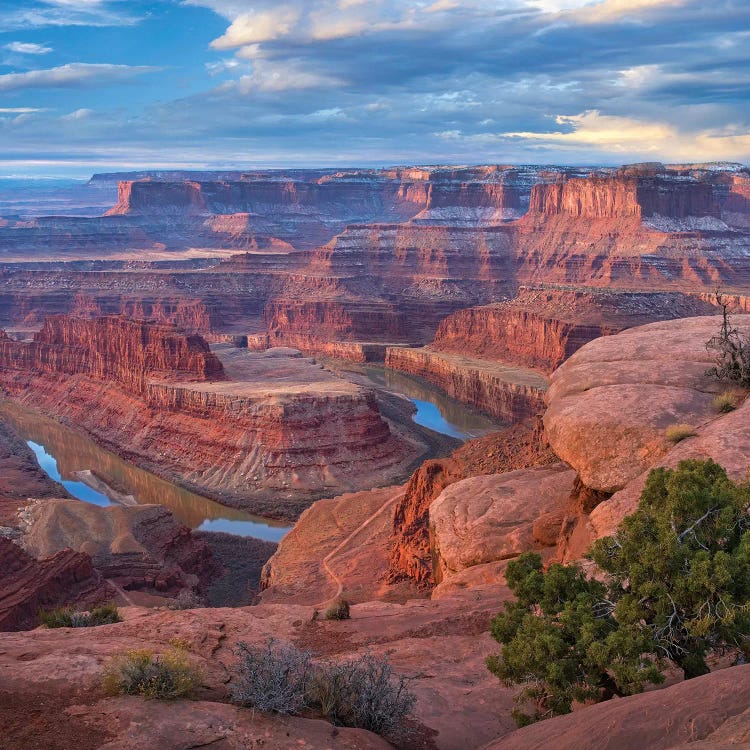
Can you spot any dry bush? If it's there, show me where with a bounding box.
[103,646,202,700]
[311,652,416,736]
[324,598,351,620]
[713,389,746,413]
[665,424,698,444]
[230,639,314,714]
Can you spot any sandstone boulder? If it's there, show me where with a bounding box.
[482,664,750,750]
[543,316,742,493]
[430,464,575,582]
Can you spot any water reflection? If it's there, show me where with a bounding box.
[359,366,502,440]
[0,401,290,541]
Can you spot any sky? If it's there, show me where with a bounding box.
[0,0,749,176]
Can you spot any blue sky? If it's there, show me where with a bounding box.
[0,0,749,176]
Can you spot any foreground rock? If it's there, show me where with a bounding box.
[389,421,558,586]
[542,314,750,559]
[543,316,737,494]
[0,599,517,750]
[483,665,750,750]
[430,464,576,589]
[0,316,418,517]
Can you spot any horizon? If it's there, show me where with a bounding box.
[1,0,749,176]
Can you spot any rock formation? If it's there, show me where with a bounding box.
[0,317,418,517]
[0,537,110,631]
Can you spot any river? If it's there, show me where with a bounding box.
[0,401,291,542]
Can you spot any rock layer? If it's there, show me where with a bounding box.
[0,318,416,517]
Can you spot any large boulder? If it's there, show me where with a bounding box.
[543,316,744,493]
[430,464,576,583]
[481,665,750,750]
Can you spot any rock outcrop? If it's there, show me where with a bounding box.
[20,500,220,595]
[0,537,110,631]
[483,664,750,750]
[430,464,576,584]
[543,314,750,559]
[388,420,558,585]
[431,288,716,373]
[0,319,417,517]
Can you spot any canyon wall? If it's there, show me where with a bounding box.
[384,346,548,422]
[0,317,417,518]
[430,289,716,373]
[0,316,224,394]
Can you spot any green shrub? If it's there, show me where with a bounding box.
[40,603,121,628]
[488,459,750,726]
[713,389,746,413]
[103,646,202,700]
[664,423,697,443]
[324,598,351,621]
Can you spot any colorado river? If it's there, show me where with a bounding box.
[0,401,290,541]
[355,365,501,440]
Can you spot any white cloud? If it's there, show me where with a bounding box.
[231,60,345,93]
[0,107,47,113]
[211,8,301,48]
[534,0,687,23]
[4,41,53,55]
[0,63,160,91]
[442,110,750,161]
[61,108,94,120]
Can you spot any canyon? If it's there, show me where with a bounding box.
[3,163,750,750]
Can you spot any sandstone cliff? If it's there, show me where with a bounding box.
[384,346,548,422]
[431,288,716,372]
[0,316,223,394]
[0,318,417,517]
[0,536,110,631]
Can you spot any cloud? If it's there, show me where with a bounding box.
[4,42,53,55]
[211,8,302,48]
[230,60,345,93]
[0,0,139,30]
[0,107,48,113]
[444,110,750,161]
[0,63,160,91]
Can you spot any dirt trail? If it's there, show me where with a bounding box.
[318,490,405,604]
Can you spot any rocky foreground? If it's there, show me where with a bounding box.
[3,314,750,749]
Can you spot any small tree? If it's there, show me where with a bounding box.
[488,460,750,726]
[590,459,750,679]
[486,553,661,726]
[706,292,750,386]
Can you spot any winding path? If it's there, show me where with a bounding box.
[318,490,405,604]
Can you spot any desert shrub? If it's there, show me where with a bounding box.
[230,639,314,714]
[713,389,746,413]
[324,598,351,620]
[229,640,415,737]
[311,653,416,736]
[488,459,750,726]
[39,603,121,628]
[665,423,697,443]
[103,646,202,700]
[706,295,750,387]
[167,589,204,610]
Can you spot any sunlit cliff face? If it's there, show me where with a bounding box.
[0,0,748,175]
